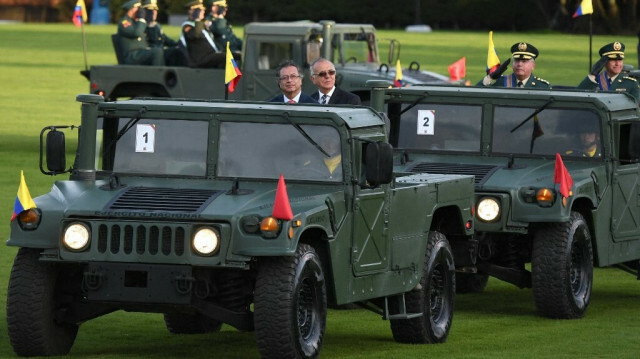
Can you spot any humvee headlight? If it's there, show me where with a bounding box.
[63,223,90,251]
[477,197,500,222]
[536,188,555,207]
[192,227,219,256]
[260,217,281,239]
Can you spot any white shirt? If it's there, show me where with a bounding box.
[284,92,302,103]
[317,87,336,104]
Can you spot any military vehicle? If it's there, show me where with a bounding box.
[84,20,449,102]
[6,95,475,357]
[370,82,640,319]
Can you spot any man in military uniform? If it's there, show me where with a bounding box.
[566,122,602,158]
[180,0,222,68]
[117,0,164,66]
[577,42,640,102]
[479,42,550,89]
[142,0,183,66]
[208,0,243,53]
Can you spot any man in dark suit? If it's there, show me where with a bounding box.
[268,60,316,103]
[310,58,362,105]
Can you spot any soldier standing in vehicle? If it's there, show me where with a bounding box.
[577,42,640,102]
[142,0,183,66]
[208,0,243,53]
[117,0,164,66]
[310,58,362,105]
[478,42,550,89]
[180,0,221,68]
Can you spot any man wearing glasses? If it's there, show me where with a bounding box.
[310,58,362,105]
[268,60,316,103]
[479,42,551,89]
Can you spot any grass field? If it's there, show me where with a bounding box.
[1,23,640,358]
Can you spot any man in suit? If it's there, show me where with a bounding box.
[577,41,639,102]
[117,0,164,66]
[268,60,316,103]
[478,42,550,89]
[310,58,362,105]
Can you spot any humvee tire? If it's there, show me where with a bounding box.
[532,211,593,319]
[390,231,455,343]
[254,243,327,358]
[455,273,489,294]
[7,248,78,356]
[163,312,223,334]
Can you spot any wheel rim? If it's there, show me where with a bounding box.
[570,226,590,304]
[429,261,446,322]
[297,276,318,340]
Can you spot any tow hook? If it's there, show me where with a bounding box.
[83,269,104,291]
[174,274,195,295]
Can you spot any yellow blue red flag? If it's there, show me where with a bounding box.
[393,60,405,87]
[486,31,501,73]
[572,0,593,18]
[225,42,242,93]
[73,0,88,27]
[11,171,37,221]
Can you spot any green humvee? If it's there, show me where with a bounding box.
[370,83,640,319]
[85,20,448,102]
[6,95,475,357]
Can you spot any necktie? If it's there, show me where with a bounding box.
[321,94,328,104]
[517,81,523,88]
[287,99,296,103]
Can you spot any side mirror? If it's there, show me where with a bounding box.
[388,39,400,65]
[40,127,68,175]
[365,142,393,186]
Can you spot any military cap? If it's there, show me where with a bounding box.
[185,0,205,9]
[510,42,539,60]
[142,0,158,10]
[599,42,625,60]
[213,0,228,6]
[121,0,141,10]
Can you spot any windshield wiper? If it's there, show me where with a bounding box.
[103,107,147,155]
[399,95,428,116]
[282,112,330,157]
[510,98,554,133]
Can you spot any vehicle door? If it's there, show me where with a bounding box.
[611,122,640,241]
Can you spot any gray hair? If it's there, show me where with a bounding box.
[309,58,335,77]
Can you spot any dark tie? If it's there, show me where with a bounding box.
[517,81,523,88]
[321,94,328,104]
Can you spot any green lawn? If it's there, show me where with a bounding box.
[0,23,639,358]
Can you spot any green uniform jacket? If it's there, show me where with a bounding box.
[146,23,178,48]
[577,73,640,102]
[482,73,551,89]
[209,17,242,52]
[117,15,164,65]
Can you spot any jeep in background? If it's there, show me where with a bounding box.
[6,95,475,357]
[84,20,449,102]
[370,83,640,319]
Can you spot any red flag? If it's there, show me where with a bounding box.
[272,174,293,220]
[448,57,466,81]
[553,153,573,200]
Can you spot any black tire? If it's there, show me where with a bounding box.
[7,248,79,356]
[455,273,489,294]
[163,312,223,334]
[390,231,455,344]
[532,211,593,319]
[254,244,327,359]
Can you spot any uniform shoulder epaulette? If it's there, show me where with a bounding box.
[535,76,549,84]
[623,76,638,82]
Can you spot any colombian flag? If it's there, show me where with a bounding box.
[572,0,593,18]
[486,31,501,74]
[225,42,242,93]
[11,171,37,221]
[393,60,405,87]
[72,0,87,28]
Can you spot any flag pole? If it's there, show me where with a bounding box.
[587,13,593,71]
[81,21,88,73]
[225,84,229,100]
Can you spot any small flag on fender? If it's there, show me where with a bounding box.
[553,153,573,206]
[272,174,293,220]
[11,171,37,221]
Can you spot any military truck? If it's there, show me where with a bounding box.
[6,95,475,357]
[370,82,640,319]
[85,20,448,102]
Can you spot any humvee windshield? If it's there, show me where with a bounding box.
[217,122,343,182]
[394,103,601,158]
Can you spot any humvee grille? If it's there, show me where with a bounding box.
[407,162,497,185]
[97,223,186,257]
[108,187,221,213]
